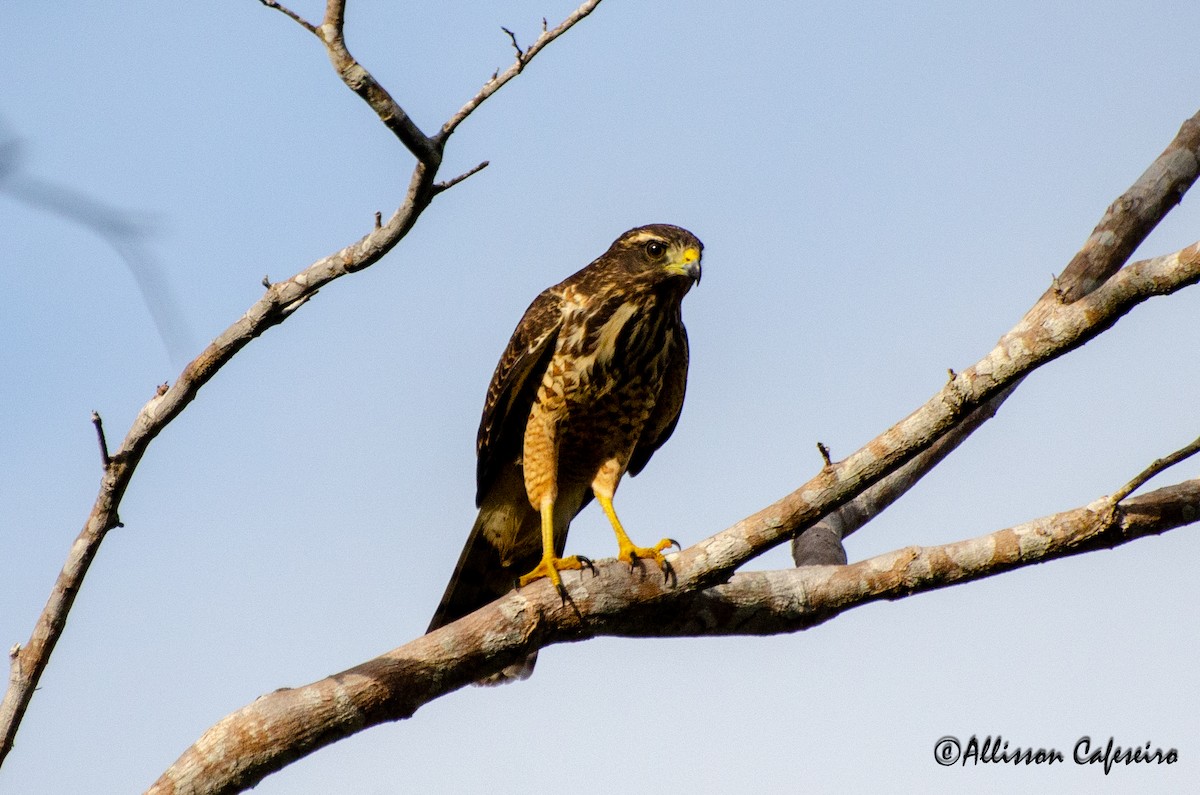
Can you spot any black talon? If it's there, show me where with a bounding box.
[577,555,596,574]
[665,538,680,551]
[661,558,677,586]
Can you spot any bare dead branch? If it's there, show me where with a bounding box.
[501,26,525,61]
[432,160,490,195]
[90,411,111,468]
[148,476,1200,794]
[1111,434,1200,504]
[1055,112,1200,302]
[794,109,1200,565]
[439,0,604,142]
[647,478,1200,636]
[795,393,1005,564]
[710,240,1199,588]
[0,0,605,768]
[257,0,318,35]
[310,0,441,167]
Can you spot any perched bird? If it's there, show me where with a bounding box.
[428,223,703,681]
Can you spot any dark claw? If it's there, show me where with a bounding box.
[661,558,677,587]
[577,555,597,575]
[665,538,680,551]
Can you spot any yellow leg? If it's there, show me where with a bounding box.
[518,499,592,591]
[596,494,678,569]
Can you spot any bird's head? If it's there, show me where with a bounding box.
[609,224,703,288]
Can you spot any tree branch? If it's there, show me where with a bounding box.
[144,103,1200,787]
[0,0,605,769]
[257,0,318,35]
[705,240,1200,589]
[794,108,1200,564]
[1055,112,1200,302]
[1111,433,1200,504]
[314,0,442,167]
[438,0,604,143]
[147,474,1200,794]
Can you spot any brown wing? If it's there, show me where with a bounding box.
[628,322,689,477]
[475,288,563,505]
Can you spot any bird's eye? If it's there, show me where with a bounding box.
[645,240,667,258]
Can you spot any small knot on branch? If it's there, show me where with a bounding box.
[1050,273,1067,303]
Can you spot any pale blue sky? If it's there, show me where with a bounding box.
[3,2,1199,793]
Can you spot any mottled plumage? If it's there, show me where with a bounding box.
[428,224,702,681]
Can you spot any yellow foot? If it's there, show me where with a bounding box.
[617,537,679,569]
[518,554,595,591]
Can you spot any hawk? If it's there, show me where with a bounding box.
[427,224,703,680]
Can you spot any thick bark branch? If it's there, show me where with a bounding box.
[145,104,1200,788]
[1055,112,1200,301]
[0,0,605,769]
[689,241,1200,591]
[794,108,1200,564]
[794,391,1005,564]
[640,480,1200,636]
[147,476,1200,794]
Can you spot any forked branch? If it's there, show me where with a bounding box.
[0,0,606,769]
[148,469,1200,793]
[794,109,1200,564]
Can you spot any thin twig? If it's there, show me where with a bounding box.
[432,161,490,195]
[501,27,525,60]
[90,411,110,468]
[439,0,604,142]
[816,442,832,467]
[257,0,319,35]
[1111,434,1200,504]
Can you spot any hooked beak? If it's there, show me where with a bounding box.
[676,246,702,284]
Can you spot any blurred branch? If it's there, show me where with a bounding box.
[0,0,605,771]
[794,109,1200,565]
[0,124,195,365]
[148,473,1200,794]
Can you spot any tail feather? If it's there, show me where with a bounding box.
[426,504,537,634]
[427,474,543,684]
[428,468,591,683]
